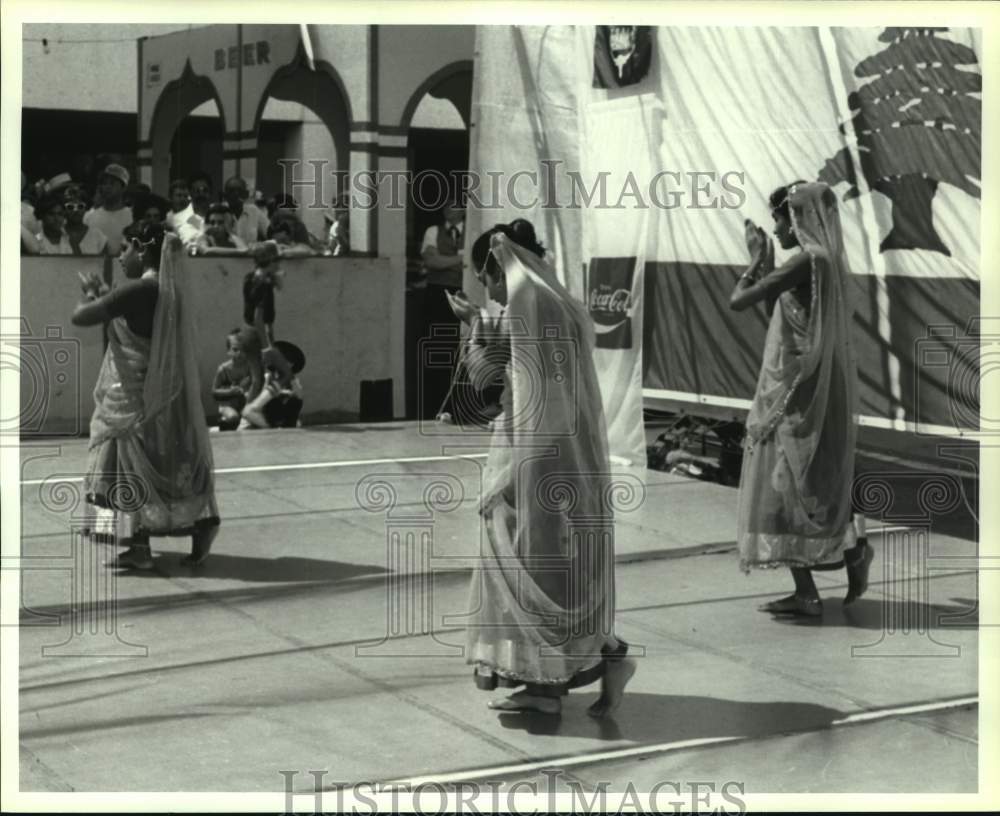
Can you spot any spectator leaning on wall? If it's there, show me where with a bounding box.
[224,176,269,245]
[195,202,249,256]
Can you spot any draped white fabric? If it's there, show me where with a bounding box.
[469,25,981,440]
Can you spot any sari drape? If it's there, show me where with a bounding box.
[465,234,618,689]
[737,182,858,571]
[84,234,219,536]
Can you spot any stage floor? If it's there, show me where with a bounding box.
[15,422,979,795]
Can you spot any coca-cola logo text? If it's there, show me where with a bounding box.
[589,288,632,315]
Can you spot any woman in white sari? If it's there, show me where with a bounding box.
[72,222,220,570]
[447,220,635,717]
[730,181,873,617]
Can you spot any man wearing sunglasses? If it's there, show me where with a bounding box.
[64,190,108,256]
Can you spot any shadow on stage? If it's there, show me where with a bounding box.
[496,693,845,743]
[768,596,979,630]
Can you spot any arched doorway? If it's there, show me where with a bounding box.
[403,63,473,270]
[171,99,224,193]
[253,49,351,239]
[148,61,227,194]
[401,62,473,420]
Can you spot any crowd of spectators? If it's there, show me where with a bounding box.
[20,164,351,259]
[22,162,316,432]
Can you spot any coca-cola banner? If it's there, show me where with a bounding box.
[469,25,981,463]
[580,92,657,464]
[588,258,636,349]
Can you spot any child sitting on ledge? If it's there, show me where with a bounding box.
[242,339,305,429]
[212,327,261,431]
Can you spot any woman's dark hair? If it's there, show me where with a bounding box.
[769,179,809,220]
[131,192,170,224]
[168,178,189,196]
[188,170,214,190]
[471,219,546,278]
[207,201,232,218]
[268,210,309,244]
[124,219,166,269]
[34,194,64,220]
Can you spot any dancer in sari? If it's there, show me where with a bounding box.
[72,221,220,570]
[448,219,634,717]
[730,181,872,616]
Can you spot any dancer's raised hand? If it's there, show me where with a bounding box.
[744,218,766,260]
[446,290,479,325]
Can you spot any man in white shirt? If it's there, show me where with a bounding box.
[224,176,268,245]
[83,164,133,250]
[176,172,216,248]
[166,179,195,231]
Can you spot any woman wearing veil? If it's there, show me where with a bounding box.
[72,221,220,570]
[447,219,635,717]
[730,181,873,617]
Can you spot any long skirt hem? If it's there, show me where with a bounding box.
[470,639,628,697]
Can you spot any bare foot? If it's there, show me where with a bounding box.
[588,658,636,719]
[488,691,561,715]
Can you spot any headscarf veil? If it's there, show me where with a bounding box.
[137,233,216,527]
[481,232,611,515]
[742,181,858,541]
[472,233,616,679]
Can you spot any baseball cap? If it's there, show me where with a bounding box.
[101,164,130,187]
[46,172,73,193]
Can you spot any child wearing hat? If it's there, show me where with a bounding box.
[242,340,305,429]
